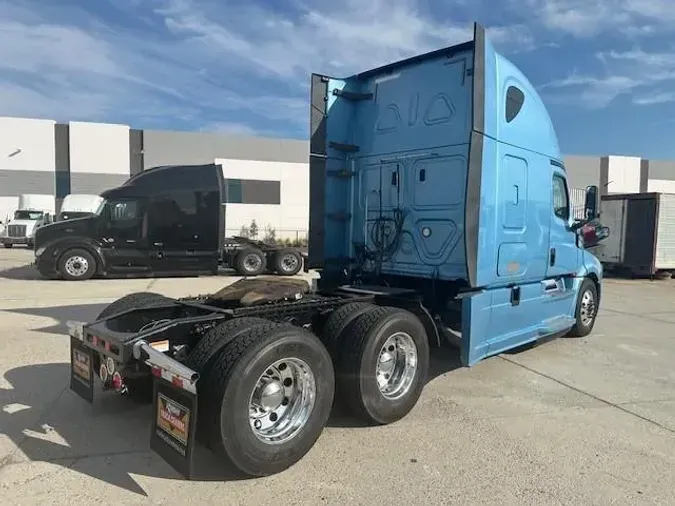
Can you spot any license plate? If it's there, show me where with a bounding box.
[150,377,198,478]
[70,337,94,403]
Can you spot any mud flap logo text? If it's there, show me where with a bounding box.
[157,394,190,446]
[72,349,90,385]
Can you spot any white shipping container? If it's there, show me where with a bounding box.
[597,192,675,275]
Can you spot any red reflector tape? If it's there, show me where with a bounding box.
[172,375,184,389]
[105,341,111,352]
[92,336,98,346]
[151,366,162,378]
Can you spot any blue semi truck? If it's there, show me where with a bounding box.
[65,23,608,479]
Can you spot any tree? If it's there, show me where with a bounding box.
[263,224,277,244]
[248,219,259,239]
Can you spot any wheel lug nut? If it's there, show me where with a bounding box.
[270,412,278,422]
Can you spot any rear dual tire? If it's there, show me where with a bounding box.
[198,321,334,477]
[181,305,428,476]
[273,249,303,276]
[232,248,303,277]
[233,248,266,277]
[333,306,430,425]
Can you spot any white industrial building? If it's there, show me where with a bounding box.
[1,115,674,240]
[216,158,309,240]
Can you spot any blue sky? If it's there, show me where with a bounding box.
[2,0,675,159]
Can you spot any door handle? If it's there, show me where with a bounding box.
[549,248,556,266]
[542,279,559,293]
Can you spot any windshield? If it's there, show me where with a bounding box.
[94,199,107,216]
[59,211,93,221]
[14,210,43,220]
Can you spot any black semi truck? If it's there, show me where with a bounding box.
[32,164,304,280]
[63,24,607,480]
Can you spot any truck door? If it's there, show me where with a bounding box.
[97,198,150,273]
[542,165,579,319]
[147,190,217,274]
[547,166,580,278]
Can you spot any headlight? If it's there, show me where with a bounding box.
[35,247,45,257]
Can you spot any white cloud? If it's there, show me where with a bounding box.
[155,0,532,79]
[518,0,675,38]
[633,92,675,105]
[540,73,642,108]
[540,43,675,108]
[0,0,535,133]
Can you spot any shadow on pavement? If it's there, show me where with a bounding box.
[0,363,251,497]
[6,304,108,334]
[0,264,43,280]
[1,303,466,494]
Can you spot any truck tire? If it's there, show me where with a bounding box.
[335,306,429,426]
[97,292,171,402]
[4,243,12,248]
[320,302,377,358]
[97,292,170,320]
[233,248,266,276]
[567,278,599,338]
[201,322,334,477]
[185,317,269,376]
[273,249,303,276]
[58,248,97,281]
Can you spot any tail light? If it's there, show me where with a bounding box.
[111,372,124,392]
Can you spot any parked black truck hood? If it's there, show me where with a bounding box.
[34,216,96,249]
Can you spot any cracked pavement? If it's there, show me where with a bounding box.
[1,248,674,505]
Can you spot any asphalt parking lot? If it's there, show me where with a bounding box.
[1,248,674,505]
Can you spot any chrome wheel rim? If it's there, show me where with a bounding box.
[281,253,299,273]
[580,289,596,326]
[244,254,262,273]
[376,332,418,400]
[249,357,316,445]
[65,256,89,277]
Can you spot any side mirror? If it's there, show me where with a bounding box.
[584,185,599,220]
[581,223,610,248]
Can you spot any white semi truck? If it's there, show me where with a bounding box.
[57,194,104,221]
[0,194,55,248]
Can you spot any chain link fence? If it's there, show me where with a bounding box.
[570,187,587,220]
[225,227,308,247]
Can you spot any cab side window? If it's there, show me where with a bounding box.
[108,200,140,222]
[104,199,143,241]
[552,175,570,221]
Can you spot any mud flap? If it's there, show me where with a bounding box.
[70,336,94,403]
[150,377,198,479]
